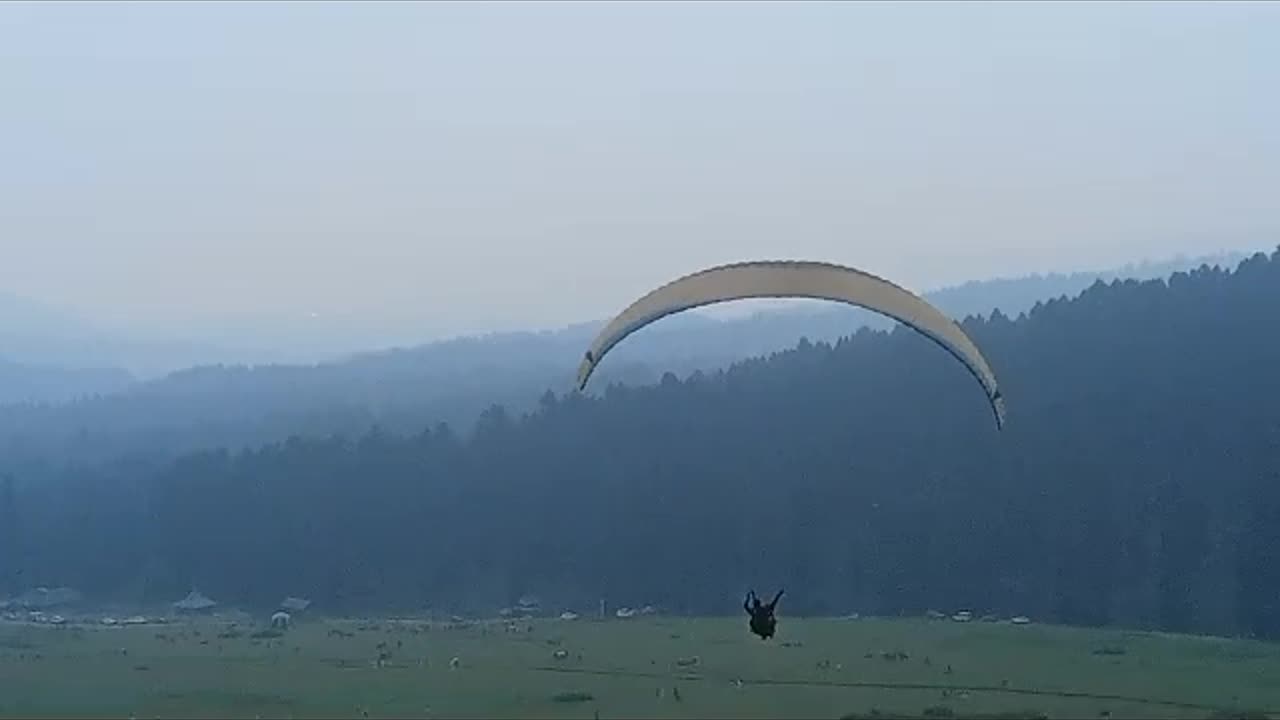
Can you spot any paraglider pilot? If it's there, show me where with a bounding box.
[744,589,784,639]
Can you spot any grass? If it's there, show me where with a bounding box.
[1,615,1278,719]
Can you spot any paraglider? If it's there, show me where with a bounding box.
[575,260,1006,429]
[744,589,784,640]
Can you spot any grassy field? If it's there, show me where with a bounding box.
[1,614,1278,719]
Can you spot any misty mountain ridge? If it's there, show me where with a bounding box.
[0,249,1254,417]
[0,249,1261,472]
[0,290,235,383]
[0,357,134,406]
[218,248,1258,365]
[1,250,1252,383]
[149,248,1256,388]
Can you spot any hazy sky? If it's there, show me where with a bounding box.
[2,1,1277,347]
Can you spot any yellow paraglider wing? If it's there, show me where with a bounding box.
[575,260,1006,429]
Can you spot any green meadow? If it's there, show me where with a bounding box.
[2,615,1277,719]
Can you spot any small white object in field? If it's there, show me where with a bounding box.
[270,611,291,629]
[1011,615,1031,625]
[280,596,311,613]
[449,656,460,670]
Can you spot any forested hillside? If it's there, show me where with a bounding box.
[0,252,1248,469]
[3,249,1279,641]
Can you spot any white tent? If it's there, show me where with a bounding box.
[172,589,217,613]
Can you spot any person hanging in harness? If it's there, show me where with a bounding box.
[744,589,784,640]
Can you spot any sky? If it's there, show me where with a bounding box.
[1,0,1277,352]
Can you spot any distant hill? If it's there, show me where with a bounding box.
[0,249,1256,466]
[0,357,134,405]
[0,250,1253,380]
[0,292,139,402]
[0,290,234,380]
[248,250,1257,393]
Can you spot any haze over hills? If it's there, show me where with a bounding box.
[0,357,133,406]
[0,249,1259,469]
[0,250,1255,382]
[6,247,1280,640]
[5,9,1280,704]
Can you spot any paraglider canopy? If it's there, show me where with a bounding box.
[576,260,1006,429]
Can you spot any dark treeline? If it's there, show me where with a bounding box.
[3,250,1279,640]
